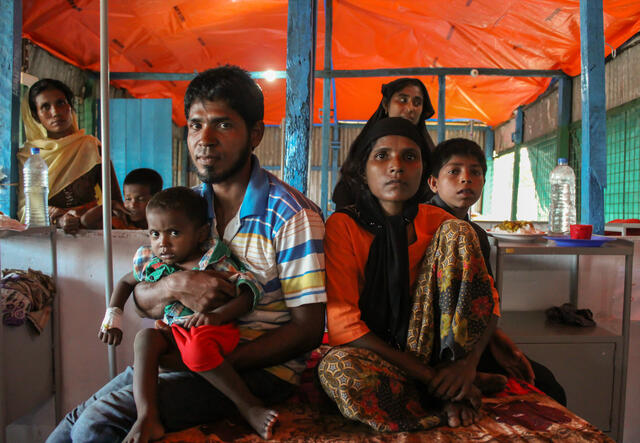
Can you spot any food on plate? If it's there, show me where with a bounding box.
[491,220,543,235]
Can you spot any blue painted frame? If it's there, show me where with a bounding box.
[437,75,446,143]
[579,0,606,233]
[320,0,333,215]
[557,76,572,161]
[111,67,563,81]
[511,106,524,144]
[485,128,495,160]
[283,1,315,193]
[0,0,22,218]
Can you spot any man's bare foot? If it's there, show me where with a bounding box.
[123,416,165,443]
[443,400,478,427]
[475,372,508,395]
[241,406,279,440]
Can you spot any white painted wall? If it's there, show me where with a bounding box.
[1,229,152,415]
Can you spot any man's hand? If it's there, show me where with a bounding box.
[489,328,535,383]
[429,357,477,401]
[134,269,235,319]
[167,270,235,312]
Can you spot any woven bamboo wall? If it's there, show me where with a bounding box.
[250,123,486,207]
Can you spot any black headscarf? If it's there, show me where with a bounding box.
[338,117,429,349]
[333,78,436,209]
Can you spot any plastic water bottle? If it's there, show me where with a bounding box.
[23,147,50,226]
[548,158,576,235]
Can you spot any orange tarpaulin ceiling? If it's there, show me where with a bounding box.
[22,0,640,127]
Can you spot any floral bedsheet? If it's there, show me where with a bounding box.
[158,348,612,443]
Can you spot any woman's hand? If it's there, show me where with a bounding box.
[49,206,67,226]
[59,211,81,234]
[111,199,129,219]
[429,357,477,401]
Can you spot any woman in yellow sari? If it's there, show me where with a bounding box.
[18,78,124,233]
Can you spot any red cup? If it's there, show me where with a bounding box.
[570,224,593,239]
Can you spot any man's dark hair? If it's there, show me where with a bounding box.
[184,65,264,129]
[146,187,209,228]
[28,78,75,118]
[431,138,487,177]
[123,168,163,195]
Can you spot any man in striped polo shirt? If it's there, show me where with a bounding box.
[47,66,326,443]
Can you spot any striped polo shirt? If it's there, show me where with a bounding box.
[197,155,326,385]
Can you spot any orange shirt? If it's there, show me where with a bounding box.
[324,204,500,346]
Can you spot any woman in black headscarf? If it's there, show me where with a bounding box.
[318,117,503,432]
[332,78,436,209]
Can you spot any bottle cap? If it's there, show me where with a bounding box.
[30,147,40,155]
[558,158,568,165]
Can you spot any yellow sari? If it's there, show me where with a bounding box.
[17,98,102,222]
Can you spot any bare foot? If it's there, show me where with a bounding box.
[467,384,483,410]
[443,400,478,427]
[123,415,165,443]
[475,372,508,395]
[241,406,279,440]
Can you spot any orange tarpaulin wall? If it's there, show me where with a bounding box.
[22,0,640,127]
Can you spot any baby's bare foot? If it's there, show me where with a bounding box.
[123,415,165,443]
[243,406,279,440]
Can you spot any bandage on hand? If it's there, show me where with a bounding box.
[100,307,123,333]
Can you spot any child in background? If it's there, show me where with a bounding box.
[82,168,163,229]
[120,168,163,229]
[98,187,278,441]
[427,137,566,406]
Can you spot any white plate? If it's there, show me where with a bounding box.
[488,232,547,243]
